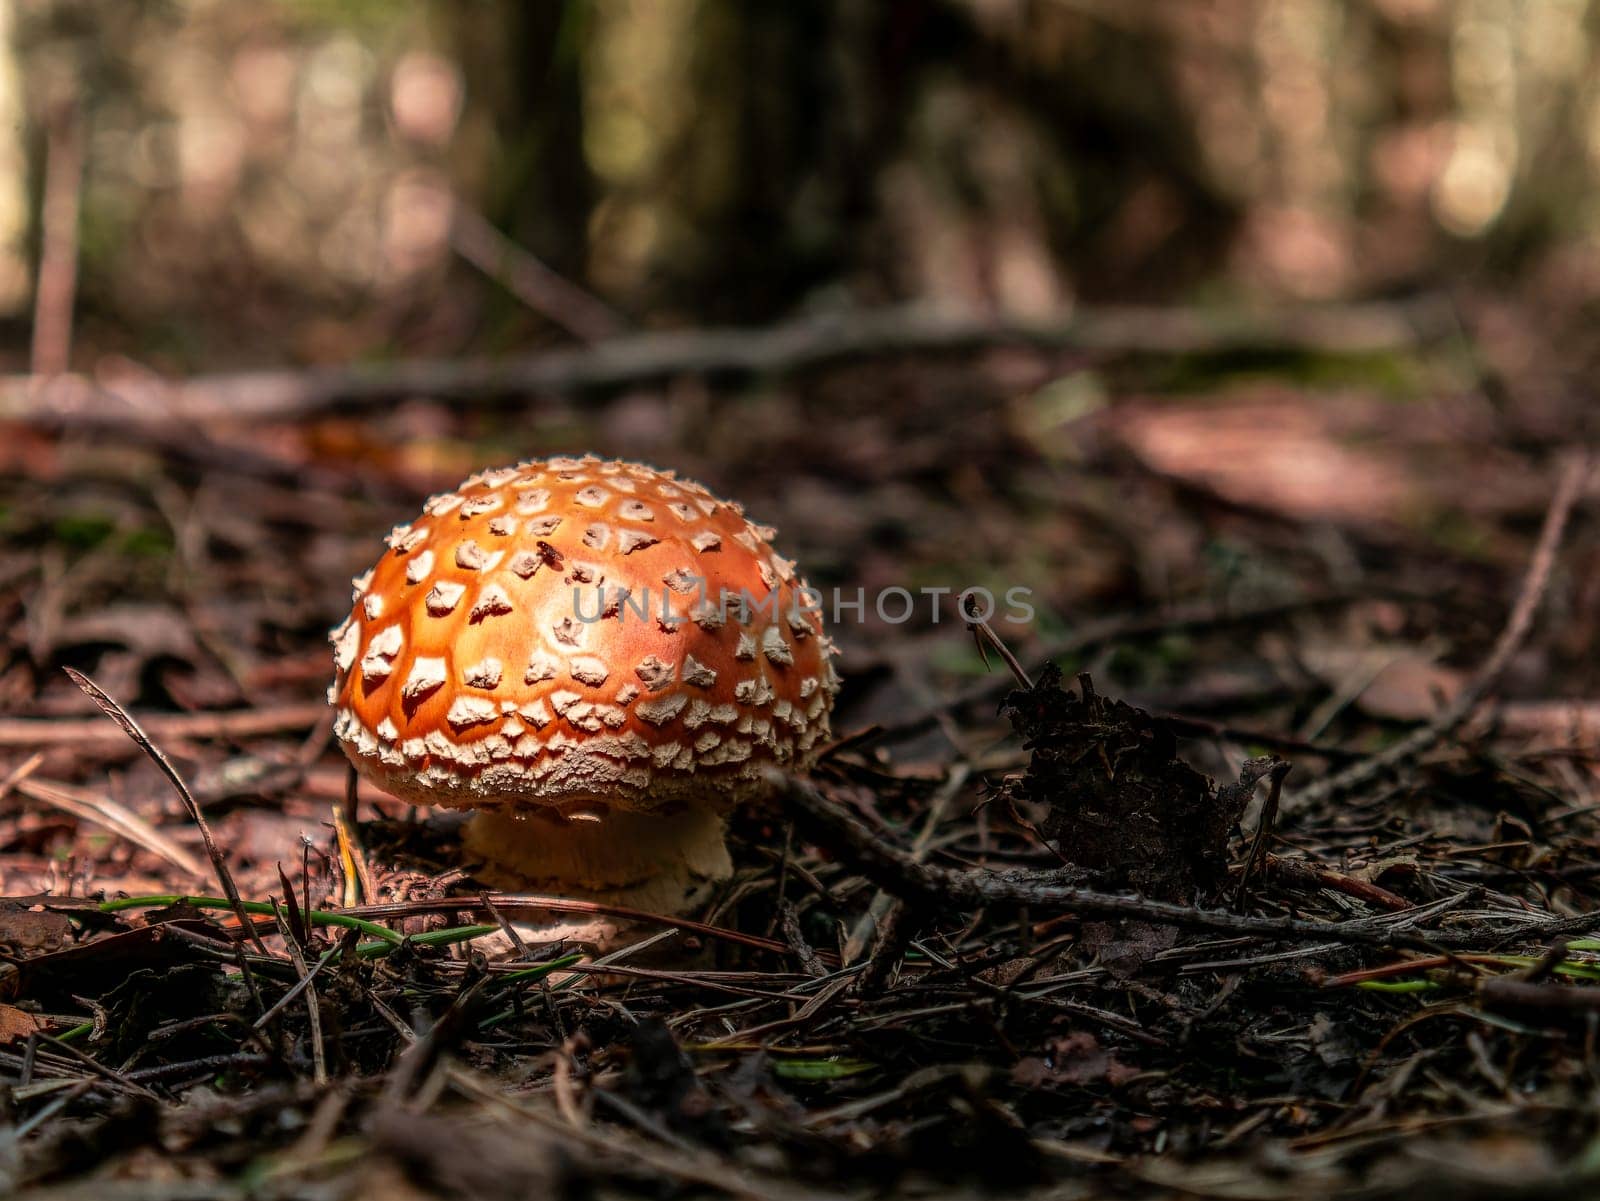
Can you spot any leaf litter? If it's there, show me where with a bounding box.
[2,368,1600,1200]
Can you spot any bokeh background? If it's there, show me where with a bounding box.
[6,1,1600,362]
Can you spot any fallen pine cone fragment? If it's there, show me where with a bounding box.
[996,664,1274,905]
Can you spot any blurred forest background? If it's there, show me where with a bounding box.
[4,0,1600,366]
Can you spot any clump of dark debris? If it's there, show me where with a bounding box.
[998,663,1270,903]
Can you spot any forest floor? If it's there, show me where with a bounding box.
[5,301,1600,1200]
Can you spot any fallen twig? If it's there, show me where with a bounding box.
[0,702,327,749]
[1233,760,1292,909]
[270,899,326,1085]
[843,763,971,964]
[1284,450,1590,815]
[63,668,270,958]
[1477,976,1600,1013]
[0,299,1454,427]
[1243,854,1413,913]
[775,770,1493,952]
[966,601,1033,689]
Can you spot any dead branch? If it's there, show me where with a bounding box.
[0,298,1454,428]
[0,702,327,749]
[774,770,1488,952]
[1477,976,1600,1013]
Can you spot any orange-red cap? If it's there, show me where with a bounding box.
[330,456,839,817]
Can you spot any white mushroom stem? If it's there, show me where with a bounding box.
[461,804,733,917]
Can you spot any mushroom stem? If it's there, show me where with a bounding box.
[461,804,733,915]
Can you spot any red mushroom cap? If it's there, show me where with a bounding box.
[330,456,840,819]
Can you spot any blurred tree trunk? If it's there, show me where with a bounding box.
[0,0,29,319]
[616,0,1242,318]
[445,1,595,292]
[668,1,853,320]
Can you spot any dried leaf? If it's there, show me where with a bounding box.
[0,904,74,957]
[0,1002,40,1044]
[1013,1032,1138,1089]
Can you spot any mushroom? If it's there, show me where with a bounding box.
[328,456,840,937]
